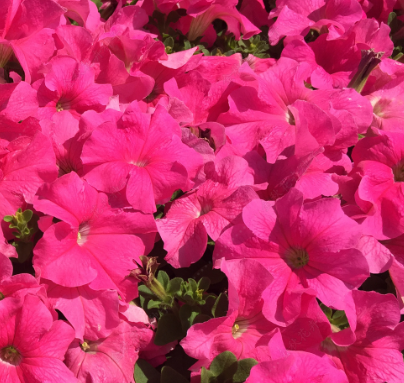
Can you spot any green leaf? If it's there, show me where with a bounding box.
[164,36,175,48]
[212,293,228,318]
[154,312,183,345]
[157,270,170,290]
[134,359,161,383]
[320,303,332,319]
[166,277,183,295]
[200,368,215,383]
[188,278,198,292]
[154,211,164,219]
[3,216,14,223]
[209,351,238,379]
[233,358,258,383]
[22,209,33,222]
[147,299,163,310]
[197,277,210,291]
[138,285,155,299]
[332,310,346,320]
[179,304,201,332]
[388,12,397,26]
[394,52,404,61]
[160,366,189,383]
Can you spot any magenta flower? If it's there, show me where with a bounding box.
[246,330,349,383]
[267,0,363,45]
[378,234,404,310]
[0,294,76,382]
[214,188,369,325]
[359,0,395,22]
[0,254,46,304]
[181,259,275,364]
[33,172,157,302]
[217,58,372,159]
[157,156,258,267]
[342,130,404,239]
[65,320,153,383]
[44,280,121,342]
[0,81,38,122]
[0,131,57,237]
[187,4,261,42]
[364,76,404,132]
[0,0,65,83]
[282,19,393,89]
[82,103,203,213]
[321,291,404,383]
[40,111,84,177]
[36,56,113,120]
[56,0,101,32]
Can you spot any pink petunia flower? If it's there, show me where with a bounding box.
[33,172,157,302]
[0,252,47,306]
[282,19,393,89]
[0,131,58,237]
[0,0,65,83]
[65,319,153,383]
[81,103,203,213]
[44,280,121,342]
[214,188,369,325]
[157,156,259,267]
[321,291,404,383]
[0,81,38,122]
[181,258,275,366]
[0,294,77,382]
[363,74,404,132]
[246,329,349,382]
[267,0,363,45]
[35,56,113,120]
[340,130,404,239]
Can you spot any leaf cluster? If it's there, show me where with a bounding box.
[135,351,257,383]
[138,270,229,345]
[4,208,38,262]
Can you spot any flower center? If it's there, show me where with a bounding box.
[129,159,148,167]
[0,43,14,68]
[200,203,212,216]
[80,341,91,352]
[0,346,22,365]
[0,292,4,300]
[77,222,90,246]
[393,160,404,182]
[56,100,71,112]
[284,247,309,269]
[286,108,296,125]
[371,97,391,118]
[232,318,249,339]
[286,108,295,125]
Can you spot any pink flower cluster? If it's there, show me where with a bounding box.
[1,0,404,382]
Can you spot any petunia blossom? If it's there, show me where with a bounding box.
[246,329,349,383]
[44,280,121,342]
[33,172,157,302]
[321,291,404,383]
[157,156,259,267]
[214,188,369,325]
[82,103,203,213]
[181,258,275,366]
[35,56,113,120]
[0,294,77,383]
[65,320,153,383]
